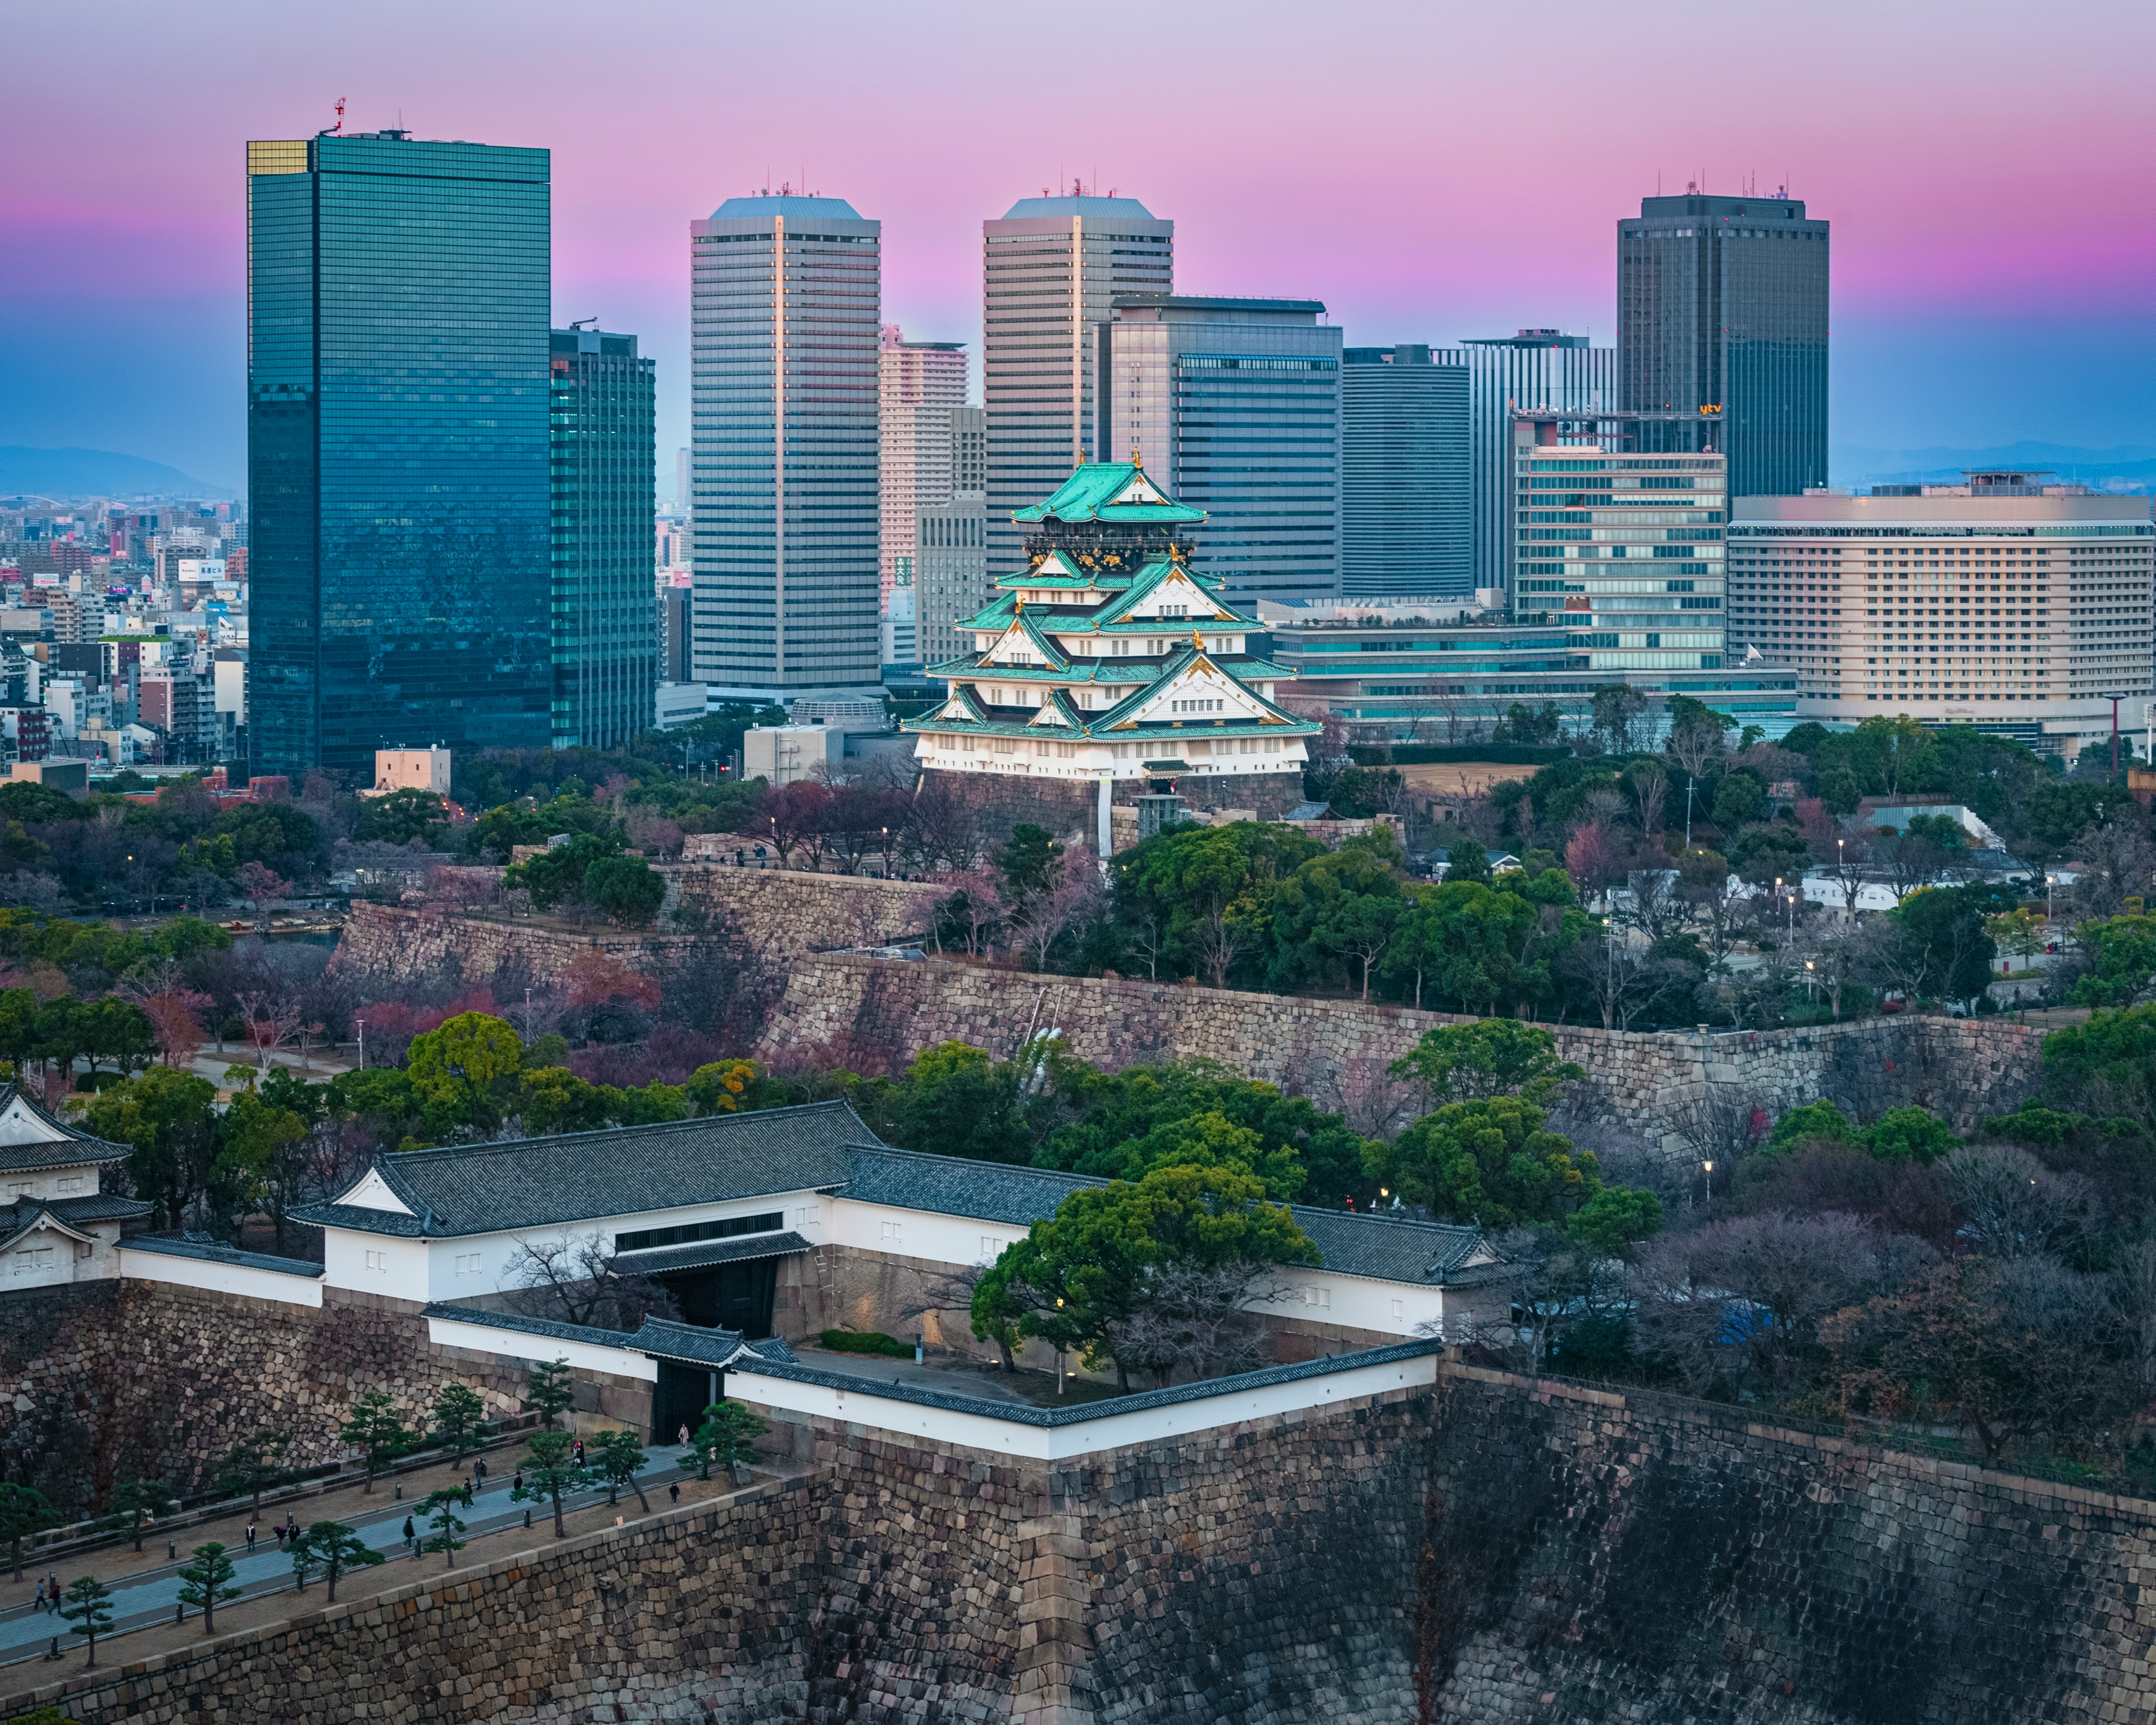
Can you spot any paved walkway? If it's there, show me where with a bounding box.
[0,1449,686,1669]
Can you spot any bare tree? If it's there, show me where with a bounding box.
[1103,1262,1295,1387]
[1015,855,1107,973]
[2068,811,2156,922]
[1561,925,1678,1032]
[505,1235,683,1332]
[1189,902,1251,990]
[235,989,305,1073]
[940,869,1003,957]
[1627,761,1669,845]
[1125,911,1166,983]
[1664,1081,1767,1174]
[1938,1144,2098,1259]
[1632,1212,1937,1397]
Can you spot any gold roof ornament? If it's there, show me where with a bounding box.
[1191,629,1204,649]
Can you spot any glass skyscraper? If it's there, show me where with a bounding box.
[1340,345,1470,597]
[550,326,657,749]
[1619,190,1829,498]
[691,194,881,699]
[1439,332,1614,597]
[1097,295,1341,606]
[246,132,552,777]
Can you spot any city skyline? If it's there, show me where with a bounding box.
[7,0,2153,493]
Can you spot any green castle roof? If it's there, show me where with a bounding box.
[1012,463,1206,526]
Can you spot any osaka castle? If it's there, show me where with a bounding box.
[903,462,1322,855]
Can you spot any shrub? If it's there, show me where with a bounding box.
[819,1329,912,1358]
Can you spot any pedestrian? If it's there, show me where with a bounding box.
[246,1522,257,1554]
[513,1468,523,1495]
[462,1484,473,1510]
[33,1578,44,1613]
[668,1484,679,1507]
[403,1514,415,1555]
[677,1423,690,1448]
[474,1458,486,1487]
[573,1439,584,1467]
[273,1522,287,1550]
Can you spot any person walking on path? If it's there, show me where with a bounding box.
[474,1459,486,1488]
[402,1516,415,1557]
[33,1579,44,1613]
[245,1523,257,1554]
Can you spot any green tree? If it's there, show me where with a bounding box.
[1888,886,1999,1007]
[1863,1106,1959,1164]
[684,1059,762,1116]
[1387,1019,1583,1108]
[995,824,1064,898]
[176,1541,241,1635]
[582,855,667,927]
[524,1356,577,1429]
[1114,821,1325,988]
[889,1041,1033,1164]
[103,1477,179,1553]
[1444,839,1492,885]
[293,1519,382,1601]
[1372,1094,1600,1227]
[430,1384,489,1461]
[1711,771,1764,830]
[83,1065,218,1230]
[590,1429,651,1513]
[421,1488,468,1568]
[1565,1185,1663,1257]
[1266,836,1406,998]
[1766,1099,1856,1152]
[406,1011,524,1132]
[2071,914,2156,1007]
[971,1163,1317,1389]
[684,1401,768,1481]
[0,1483,58,1580]
[338,1389,413,1493]
[212,1085,309,1246]
[513,1428,593,1538]
[217,1428,294,1518]
[353,788,450,846]
[505,832,621,911]
[60,1575,115,1665]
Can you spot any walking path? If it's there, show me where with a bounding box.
[0,1445,693,1671]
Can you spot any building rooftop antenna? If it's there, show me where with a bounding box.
[332,96,345,134]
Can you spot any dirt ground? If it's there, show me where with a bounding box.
[1390,761,1540,798]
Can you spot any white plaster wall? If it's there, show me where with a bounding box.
[424,1314,657,1381]
[118,1249,324,1308]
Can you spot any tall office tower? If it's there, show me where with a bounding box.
[549,326,657,749]
[1509,412,1729,679]
[1619,189,1828,498]
[878,327,969,608]
[1340,344,1470,597]
[1728,474,2154,756]
[675,448,691,513]
[1441,332,1614,596]
[691,194,881,700]
[984,190,1172,575]
[1097,296,1341,606]
[917,406,989,669]
[246,131,551,775]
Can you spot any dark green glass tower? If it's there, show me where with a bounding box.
[246,132,551,777]
[550,326,657,748]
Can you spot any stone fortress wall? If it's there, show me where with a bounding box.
[20,1355,2156,1725]
[758,952,2043,1155]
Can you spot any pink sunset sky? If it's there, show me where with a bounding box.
[5,0,2153,490]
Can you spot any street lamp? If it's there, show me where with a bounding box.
[1702,1160,1715,1203]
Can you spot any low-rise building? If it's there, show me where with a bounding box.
[0,1085,153,1288]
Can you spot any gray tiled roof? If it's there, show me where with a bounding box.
[614,1230,812,1276]
[120,1234,325,1277]
[298,1103,1496,1289]
[632,1316,753,1368]
[0,1085,130,1172]
[421,1301,639,1351]
[291,1102,862,1238]
[8,1193,152,1226]
[843,1145,1111,1227]
[848,1144,1494,1286]
[728,1337,1446,1429]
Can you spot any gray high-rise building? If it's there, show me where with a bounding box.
[984,192,1172,576]
[1340,345,1470,597]
[1439,332,1614,596]
[549,326,657,749]
[1097,295,1341,606]
[917,407,989,669]
[691,194,881,700]
[246,131,552,775]
[1618,189,1829,497]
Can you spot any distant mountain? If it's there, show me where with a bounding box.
[1833,441,2156,494]
[0,446,227,500]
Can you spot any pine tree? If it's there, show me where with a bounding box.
[0,1482,58,1581]
[218,1427,295,1517]
[430,1382,489,1460]
[294,1520,382,1603]
[591,1429,650,1513]
[338,1388,413,1493]
[176,1541,243,1636]
[421,1489,468,1568]
[60,1575,115,1665]
[511,1428,593,1537]
[523,1356,577,1429]
[104,1477,181,1553]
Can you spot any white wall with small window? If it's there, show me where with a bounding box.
[116,1245,323,1308]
